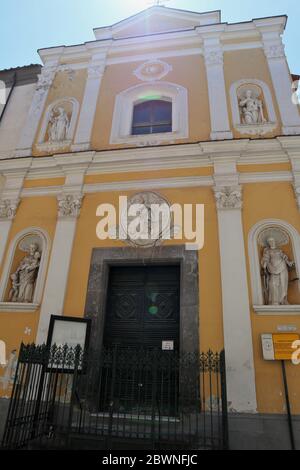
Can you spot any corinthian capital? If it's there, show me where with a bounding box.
[213,186,243,211]
[87,64,105,79]
[264,44,286,60]
[0,198,20,220]
[57,193,84,219]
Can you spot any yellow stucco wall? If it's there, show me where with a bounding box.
[243,181,300,413]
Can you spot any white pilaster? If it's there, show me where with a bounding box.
[261,31,300,135]
[278,137,300,209]
[213,159,257,413]
[73,47,111,152]
[15,61,60,157]
[36,158,92,344]
[200,31,233,141]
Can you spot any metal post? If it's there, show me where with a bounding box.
[220,350,229,450]
[281,360,296,450]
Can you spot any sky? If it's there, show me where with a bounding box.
[0,0,299,72]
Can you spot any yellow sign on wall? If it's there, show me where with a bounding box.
[261,333,300,361]
[273,334,300,361]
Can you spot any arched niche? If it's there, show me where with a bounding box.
[230,79,277,136]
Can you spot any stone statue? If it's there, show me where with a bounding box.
[48,107,69,142]
[9,243,41,303]
[261,237,295,306]
[239,90,266,125]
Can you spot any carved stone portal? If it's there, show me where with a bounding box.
[258,227,295,306]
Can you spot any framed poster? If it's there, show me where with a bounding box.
[46,315,91,372]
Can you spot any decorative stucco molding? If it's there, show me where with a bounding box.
[213,186,243,210]
[57,193,84,219]
[0,199,20,220]
[133,60,173,82]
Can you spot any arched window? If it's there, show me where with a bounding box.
[110,82,188,145]
[132,99,172,135]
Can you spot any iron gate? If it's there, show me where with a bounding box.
[1,343,228,450]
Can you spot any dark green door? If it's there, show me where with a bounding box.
[100,265,180,414]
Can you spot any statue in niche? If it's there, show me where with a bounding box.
[9,243,41,304]
[259,231,295,306]
[48,106,69,142]
[239,89,267,125]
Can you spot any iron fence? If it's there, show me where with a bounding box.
[2,343,228,450]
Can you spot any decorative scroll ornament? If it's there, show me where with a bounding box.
[133,60,172,82]
[57,194,84,219]
[0,199,20,220]
[213,186,243,210]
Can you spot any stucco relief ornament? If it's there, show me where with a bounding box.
[57,194,83,218]
[0,199,20,220]
[33,67,56,115]
[9,239,42,304]
[133,60,173,82]
[258,228,295,306]
[119,191,174,248]
[213,186,243,210]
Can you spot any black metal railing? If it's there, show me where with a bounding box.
[1,343,228,450]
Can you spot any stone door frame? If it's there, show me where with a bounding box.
[84,246,199,356]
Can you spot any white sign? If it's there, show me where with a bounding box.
[261,334,275,361]
[51,320,87,349]
[162,341,174,351]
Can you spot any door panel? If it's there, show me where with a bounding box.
[104,265,180,350]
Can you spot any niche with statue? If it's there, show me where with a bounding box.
[36,97,79,152]
[258,227,300,306]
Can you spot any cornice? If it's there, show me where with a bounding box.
[19,171,294,199]
[36,15,286,68]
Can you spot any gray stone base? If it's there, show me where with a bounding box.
[228,413,300,450]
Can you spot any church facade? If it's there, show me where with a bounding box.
[0,6,300,449]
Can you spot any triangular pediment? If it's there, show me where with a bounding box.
[94,6,221,40]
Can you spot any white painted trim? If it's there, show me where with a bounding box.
[230,79,277,131]
[216,206,257,412]
[37,97,80,145]
[0,227,51,306]
[110,81,189,145]
[0,302,39,313]
[248,219,300,305]
[254,305,300,315]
